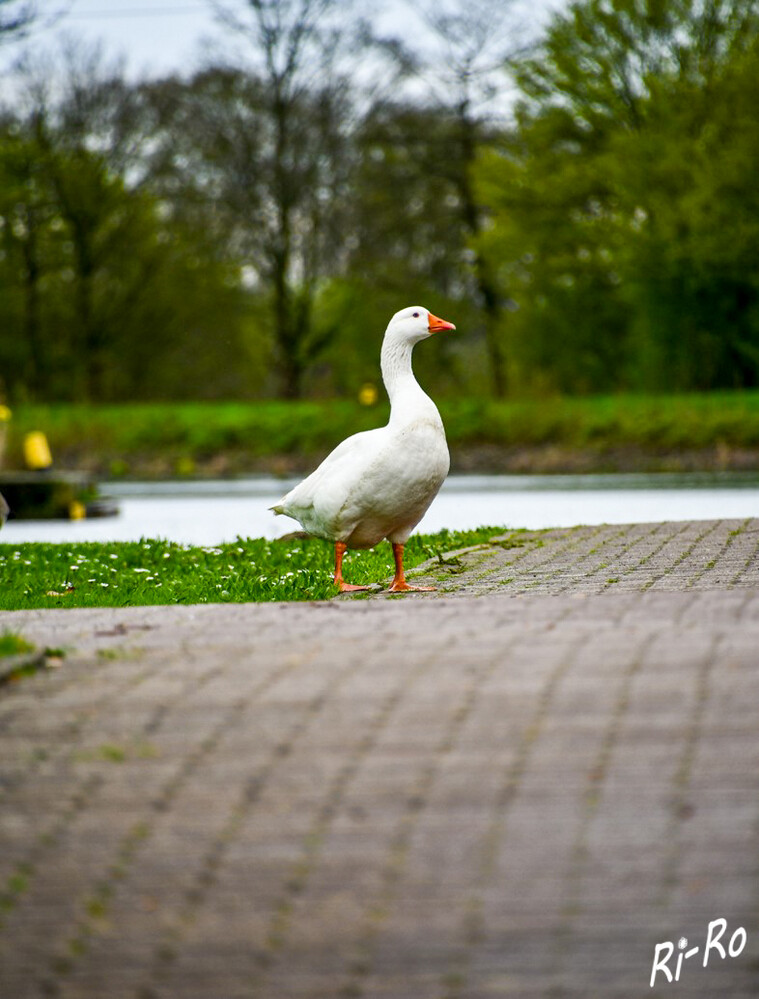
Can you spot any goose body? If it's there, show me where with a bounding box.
[271,306,455,590]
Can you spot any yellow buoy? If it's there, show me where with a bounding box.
[69,500,86,521]
[24,431,53,470]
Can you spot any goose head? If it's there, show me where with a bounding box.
[386,306,456,345]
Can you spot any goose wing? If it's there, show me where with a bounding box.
[270,427,388,539]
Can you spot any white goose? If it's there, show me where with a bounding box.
[271,306,455,591]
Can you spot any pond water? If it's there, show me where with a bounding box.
[2,472,758,547]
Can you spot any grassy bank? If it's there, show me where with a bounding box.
[0,526,507,610]
[4,391,759,477]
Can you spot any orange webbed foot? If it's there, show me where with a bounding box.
[388,542,435,593]
[333,541,372,592]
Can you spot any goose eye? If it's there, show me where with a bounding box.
[413,312,420,318]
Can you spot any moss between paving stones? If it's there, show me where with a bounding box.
[0,639,46,684]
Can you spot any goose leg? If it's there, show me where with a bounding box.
[388,542,436,592]
[334,541,370,592]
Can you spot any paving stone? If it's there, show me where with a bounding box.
[0,519,758,997]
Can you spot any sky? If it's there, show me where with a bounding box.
[2,0,564,83]
[8,0,245,77]
[2,0,432,79]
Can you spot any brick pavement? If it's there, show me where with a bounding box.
[401,517,759,597]
[1,519,758,998]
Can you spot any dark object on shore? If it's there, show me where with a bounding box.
[85,497,120,518]
[0,472,118,521]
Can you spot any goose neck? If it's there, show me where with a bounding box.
[380,335,439,425]
[381,336,418,404]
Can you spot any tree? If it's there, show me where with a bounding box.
[0,46,251,403]
[613,45,759,389]
[316,101,471,396]
[138,63,356,398]
[0,119,65,395]
[475,0,759,393]
[200,0,365,398]
[374,0,527,396]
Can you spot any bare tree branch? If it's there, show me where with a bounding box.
[0,0,69,49]
[205,0,365,396]
[0,0,36,44]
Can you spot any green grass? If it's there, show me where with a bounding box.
[6,391,759,477]
[0,527,506,611]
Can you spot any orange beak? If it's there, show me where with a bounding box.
[427,311,456,333]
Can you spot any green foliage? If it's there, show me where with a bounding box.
[3,0,759,404]
[0,48,492,404]
[476,0,759,394]
[0,527,505,610]
[324,101,487,395]
[138,64,357,398]
[0,115,251,403]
